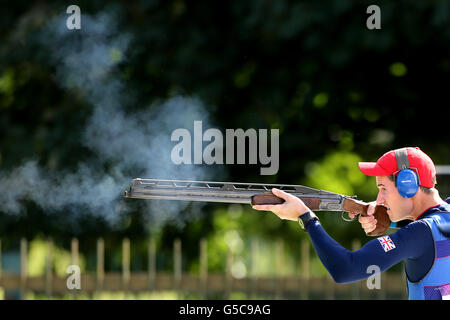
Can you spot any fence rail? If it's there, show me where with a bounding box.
[0,237,408,299]
[0,272,406,298]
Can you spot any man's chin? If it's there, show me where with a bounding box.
[386,208,399,222]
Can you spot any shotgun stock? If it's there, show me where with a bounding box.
[125,178,390,236]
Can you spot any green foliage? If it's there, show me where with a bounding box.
[304,151,378,200]
[389,62,408,77]
[27,237,86,277]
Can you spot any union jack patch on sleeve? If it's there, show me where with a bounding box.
[377,235,396,252]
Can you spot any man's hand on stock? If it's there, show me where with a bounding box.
[252,188,311,221]
[348,201,378,234]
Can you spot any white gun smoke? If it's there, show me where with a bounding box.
[0,9,220,229]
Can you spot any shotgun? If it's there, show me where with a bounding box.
[124,178,390,236]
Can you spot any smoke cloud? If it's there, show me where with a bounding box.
[0,8,221,229]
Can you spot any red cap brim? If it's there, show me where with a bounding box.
[358,162,392,176]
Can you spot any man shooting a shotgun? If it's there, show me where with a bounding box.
[252,147,450,300]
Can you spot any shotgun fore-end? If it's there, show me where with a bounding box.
[251,194,285,205]
[251,193,322,211]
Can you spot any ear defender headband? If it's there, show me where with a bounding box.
[394,148,420,198]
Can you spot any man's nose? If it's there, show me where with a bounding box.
[376,192,385,205]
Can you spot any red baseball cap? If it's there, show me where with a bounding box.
[358,147,436,188]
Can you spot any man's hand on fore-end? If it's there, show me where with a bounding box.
[252,188,311,221]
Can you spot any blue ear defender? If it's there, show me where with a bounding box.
[394,148,420,198]
[395,168,420,198]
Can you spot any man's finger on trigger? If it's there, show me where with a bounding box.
[348,212,357,219]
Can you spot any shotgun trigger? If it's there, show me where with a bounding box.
[341,211,357,222]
